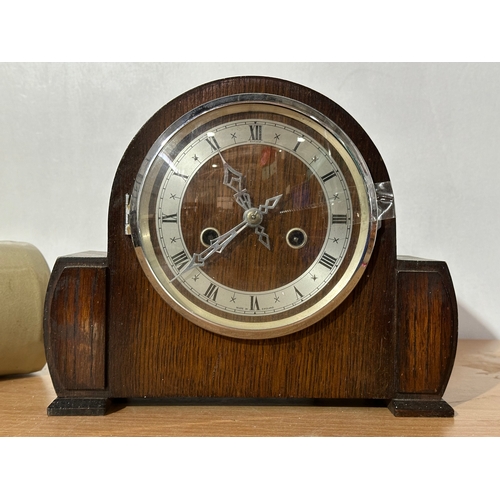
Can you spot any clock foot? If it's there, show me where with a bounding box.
[47,397,110,416]
[388,398,454,417]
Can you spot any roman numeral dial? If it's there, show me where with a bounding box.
[156,117,354,311]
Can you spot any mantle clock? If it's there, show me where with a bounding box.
[44,76,458,417]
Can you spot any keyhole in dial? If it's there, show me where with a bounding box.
[286,228,308,249]
[200,227,220,247]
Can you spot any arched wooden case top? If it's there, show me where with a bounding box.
[44,77,458,416]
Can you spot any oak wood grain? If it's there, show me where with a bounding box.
[44,253,107,393]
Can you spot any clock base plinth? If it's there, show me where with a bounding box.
[388,398,454,418]
[47,397,110,416]
[45,396,454,417]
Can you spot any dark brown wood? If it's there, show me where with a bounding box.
[106,217,397,400]
[388,257,458,416]
[387,399,455,418]
[43,77,458,416]
[396,258,458,395]
[44,252,108,397]
[47,397,109,416]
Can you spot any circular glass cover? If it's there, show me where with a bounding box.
[130,94,378,339]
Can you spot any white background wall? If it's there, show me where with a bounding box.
[1,62,499,339]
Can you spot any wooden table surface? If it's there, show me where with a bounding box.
[1,339,499,437]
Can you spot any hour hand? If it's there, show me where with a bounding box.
[233,190,252,210]
[220,152,244,193]
[252,194,282,250]
[219,152,252,210]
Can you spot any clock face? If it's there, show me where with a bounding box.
[130,94,378,339]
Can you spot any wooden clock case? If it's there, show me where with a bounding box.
[44,76,458,417]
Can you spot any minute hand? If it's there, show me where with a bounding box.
[170,220,249,280]
[170,194,282,281]
[195,220,248,263]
